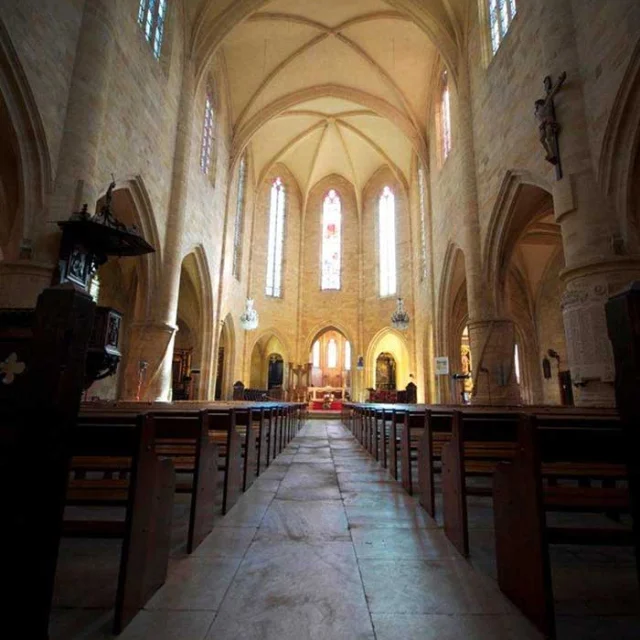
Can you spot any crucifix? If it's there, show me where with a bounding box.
[534,71,567,180]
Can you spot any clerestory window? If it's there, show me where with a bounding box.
[321,189,342,290]
[137,0,167,58]
[379,186,397,297]
[266,177,286,297]
[489,0,517,55]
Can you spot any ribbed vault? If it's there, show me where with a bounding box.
[192,0,463,200]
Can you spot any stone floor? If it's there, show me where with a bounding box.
[50,420,638,639]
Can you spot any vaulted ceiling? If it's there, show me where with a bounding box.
[216,0,449,199]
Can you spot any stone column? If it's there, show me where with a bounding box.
[455,60,521,405]
[121,60,196,401]
[537,0,640,406]
[48,0,118,227]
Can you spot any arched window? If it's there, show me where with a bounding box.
[327,339,337,368]
[489,0,517,55]
[418,166,428,282]
[312,340,320,368]
[345,341,351,371]
[379,186,397,297]
[232,154,247,279]
[137,0,167,58]
[321,189,341,290]
[440,71,452,161]
[200,90,216,176]
[266,177,286,297]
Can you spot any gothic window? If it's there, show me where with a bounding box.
[327,339,337,368]
[266,177,286,297]
[321,189,341,290]
[345,341,351,371]
[200,90,216,176]
[232,154,247,279]
[379,186,397,297]
[489,0,517,55]
[440,71,452,161]
[137,0,167,58]
[418,166,428,282]
[312,340,320,368]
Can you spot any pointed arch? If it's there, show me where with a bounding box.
[0,17,51,259]
[364,326,412,390]
[303,321,356,360]
[483,169,554,313]
[598,36,640,250]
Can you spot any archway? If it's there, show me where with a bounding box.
[365,328,411,395]
[437,245,468,403]
[0,20,52,305]
[172,254,205,401]
[215,316,236,401]
[489,178,569,405]
[249,332,289,392]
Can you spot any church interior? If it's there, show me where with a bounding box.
[1,0,639,638]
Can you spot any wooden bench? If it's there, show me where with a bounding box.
[65,413,175,634]
[494,413,634,638]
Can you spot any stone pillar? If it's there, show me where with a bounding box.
[537,0,640,406]
[0,260,55,308]
[455,60,521,405]
[48,0,118,228]
[122,60,197,401]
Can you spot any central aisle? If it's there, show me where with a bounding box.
[124,421,541,639]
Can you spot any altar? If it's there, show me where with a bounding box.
[308,386,349,410]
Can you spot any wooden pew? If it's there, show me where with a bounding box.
[65,413,175,634]
[440,410,519,555]
[493,413,633,639]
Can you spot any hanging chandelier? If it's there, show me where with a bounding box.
[239,298,259,331]
[390,297,410,331]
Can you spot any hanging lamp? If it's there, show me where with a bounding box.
[390,297,410,331]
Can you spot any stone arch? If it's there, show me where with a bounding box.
[304,321,357,362]
[216,313,236,400]
[483,169,554,315]
[182,244,216,399]
[599,36,640,253]
[248,328,292,389]
[0,17,51,261]
[436,242,466,362]
[364,327,412,390]
[95,176,162,321]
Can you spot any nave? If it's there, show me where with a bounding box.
[52,420,544,640]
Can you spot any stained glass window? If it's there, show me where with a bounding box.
[441,71,452,161]
[418,167,428,282]
[321,189,341,290]
[137,0,167,58]
[345,341,351,371]
[200,91,215,175]
[232,154,247,279]
[312,341,320,367]
[327,339,337,368]
[489,0,517,55]
[514,343,521,384]
[379,186,397,297]
[266,177,286,297]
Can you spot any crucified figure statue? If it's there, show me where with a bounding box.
[534,72,567,177]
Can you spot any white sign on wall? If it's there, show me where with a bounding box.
[434,356,450,375]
